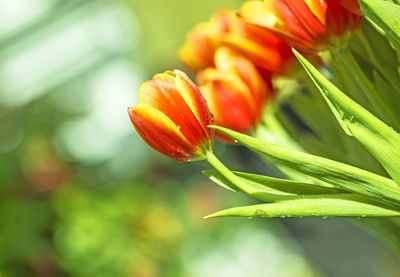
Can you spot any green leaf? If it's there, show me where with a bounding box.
[210,125,400,209]
[204,195,400,219]
[203,170,344,202]
[356,22,400,92]
[335,48,400,129]
[203,170,237,192]
[359,0,400,54]
[373,71,400,121]
[293,49,400,186]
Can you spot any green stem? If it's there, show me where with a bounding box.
[206,151,255,195]
[336,48,400,129]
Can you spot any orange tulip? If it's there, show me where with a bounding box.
[198,48,272,142]
[128,70,213,162]
[240,0,362,52]
[180,9,294,74]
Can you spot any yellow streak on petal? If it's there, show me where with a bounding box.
[174,70,211,139]
[130,104,192,147]
[241,1,279,29]
[198,83,219,121]
[305,0,327,25]
[214,47,268,101]
[138,73,176,105]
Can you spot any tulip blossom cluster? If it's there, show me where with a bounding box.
[129,0,363,162]
[180,9,294,141]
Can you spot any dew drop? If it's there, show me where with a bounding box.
[255,209,265,216]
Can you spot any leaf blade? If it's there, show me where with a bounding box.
[293,49,400,186]
[205,195,400,219]
[210,125,400,209]
[203,170,344,202]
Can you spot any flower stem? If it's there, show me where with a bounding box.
[206,151,255,195]
[336,48,400,130]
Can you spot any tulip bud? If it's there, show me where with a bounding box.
[128,70,213,162]
[180,9,293,74]
[198,48,272,142]
[240,0,362,52]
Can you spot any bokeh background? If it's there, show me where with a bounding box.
[1,0,400,276]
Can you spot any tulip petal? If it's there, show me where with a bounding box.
[305,0,328,25]
[223,34,282,72]
[128,105,196,162]
[174,70,213,142]
[240,1,315,50]
[139,73,209,148]
[214,47,269,119]
[200,70,256,134]
[240,1,280,28]
[277,0,327,42]
[339,0,361,15]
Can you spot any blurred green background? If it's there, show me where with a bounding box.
[0,0,400,276]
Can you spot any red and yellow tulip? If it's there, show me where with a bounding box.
[240,0,362,52]
[198,48,272,142]
[128,70,213,162]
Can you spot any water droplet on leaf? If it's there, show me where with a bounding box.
[255,209,265,216]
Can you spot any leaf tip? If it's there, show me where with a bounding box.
[203,212,220,219]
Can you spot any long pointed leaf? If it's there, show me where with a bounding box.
[293,49,400,186]
[203,170,344,202]
[210,125,400,209]
[205,195,400,219]
[359,0,400,54]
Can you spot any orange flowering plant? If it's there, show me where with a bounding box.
[128,0,400,252]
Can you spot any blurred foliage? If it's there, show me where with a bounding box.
[0,0,399,276]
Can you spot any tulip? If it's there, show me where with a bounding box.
[128,70,213,162]
[240,0,362,52]
[198,47,272,142]
[180,9,294,74]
